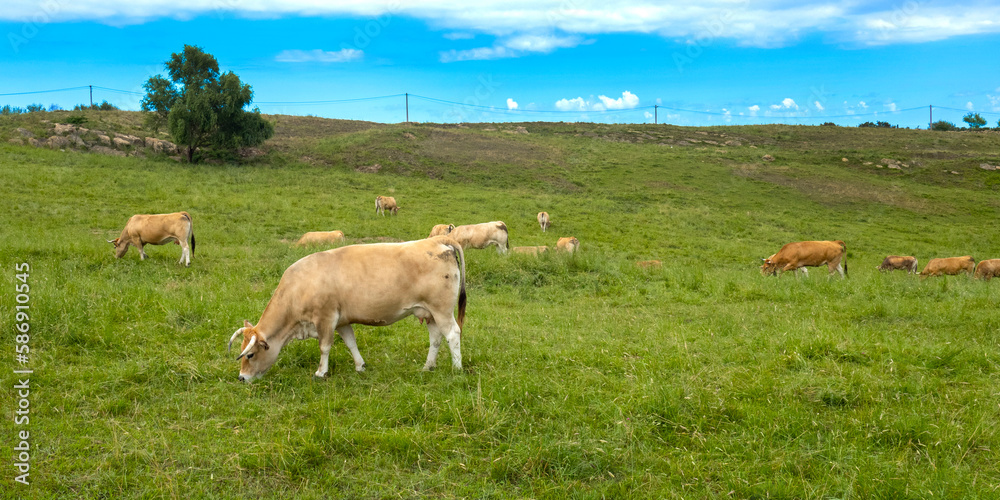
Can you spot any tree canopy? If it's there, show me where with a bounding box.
[962,112,987,129]
[141,45,273,163]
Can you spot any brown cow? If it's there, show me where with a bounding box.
[449,221,509,253]
[877,255,918,274]
[920,256,975,278]
[108,211,195,266]
[375,195,398,216]
[428,224,455,238]
[512,246,548,255]
[228,236,466,382]
[760,240,847,278]
[974,259,1000,280]
[556,237,580,254]
[537,212,550,232]
[295,231,345,247]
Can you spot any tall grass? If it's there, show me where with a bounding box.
[1,119,1000,498]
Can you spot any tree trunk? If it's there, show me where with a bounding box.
[187,145,194,163]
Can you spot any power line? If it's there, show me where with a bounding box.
[0,86,90,97]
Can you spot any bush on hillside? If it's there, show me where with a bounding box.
[931,120,959,131]
[858,121,897,128]
[73,101,119,111]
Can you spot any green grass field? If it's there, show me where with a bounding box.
[2,111,1000,498]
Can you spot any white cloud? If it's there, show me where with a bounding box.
[814,101,825,111]
[441,33,584,62]
[3,1,1000,48]
[644,111,654,121]
[555,97,588,112]
[506,98,518,110]
[770,98,798,111]
[885,102,897,112]
[988,93,1000,111]
[597,91,639,110]
[443,32,474,40]
[275,48,362,63]
[966,101,975,111]
[859,101,868,110]
[748,105,760,116]
[555,91,640,112]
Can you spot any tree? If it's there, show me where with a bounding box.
[141,45,273,163]
[963,112,987,129]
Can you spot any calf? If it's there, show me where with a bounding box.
[537,212,550,232]
[375,196,399,216]
[556,237,580,254]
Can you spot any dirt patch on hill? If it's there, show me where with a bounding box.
[734,164,941,214]
[415,128,560,167]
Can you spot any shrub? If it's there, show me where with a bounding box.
[66,115,88,125]
[859,121,897,128]
[25,103,46,113]
[963,112,986,129]
[931,120,959,131]
[820,122,837,127]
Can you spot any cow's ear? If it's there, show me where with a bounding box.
[243,319,254,329]
[260,339,270,350]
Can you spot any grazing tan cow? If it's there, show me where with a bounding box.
[930,256,978,276]
[512,246,548,255]
[295,231,345,247]
[228,236,466,382]
[428,224,455,238]
[109,211,195,266]
[974,259,1000,280]
[760,240,847,277]
[556,237,579,254]
[449,221,509,253]
[375,195,398,216]
[637,260,662,269]
[920,256,975,278]
[537,212,550,232]
[877,255,918,274]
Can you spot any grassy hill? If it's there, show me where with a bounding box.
[2,110,1000,498]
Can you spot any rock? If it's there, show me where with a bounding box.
[69,135,86,147]
[842,158,848,162]
[54,123,76,135]
[8,138,23,145]
[98,135,111,145]
[888,165,901,170]
[46,136,70,149]
[724,140,742,146]
[16,127,34,138]
[28,138,41,147]
[980,163,998,171]
[113,137,131,149]
[90,145,126,157]
[762,154,775,162]
[402,132,415,139]
[951,171,960,175]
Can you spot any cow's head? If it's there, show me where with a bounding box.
[108,238,129,258]
[760,258,778,276]
[228,320,276,383]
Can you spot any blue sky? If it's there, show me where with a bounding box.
[2,0,1000,127]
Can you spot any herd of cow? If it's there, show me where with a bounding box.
[758,239,1000,280]
[106,206,998,383]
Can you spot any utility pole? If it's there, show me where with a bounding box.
[405,93,409,123]
[654,105,658,125]
[89,85,93,107]
[929,104,932,130]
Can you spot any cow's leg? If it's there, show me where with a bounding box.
[138,243,148,260]
[314,326,335,378]
[423,320,444,371]
[337,325,366,372]
[179,242,190,266]
[442,319,462,370]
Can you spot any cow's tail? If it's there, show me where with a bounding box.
[837,240,848,278]
[453,240,467,330]
[183,212,196,256]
